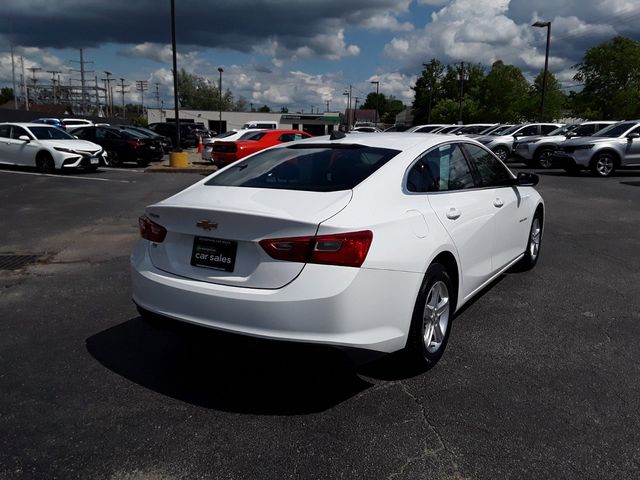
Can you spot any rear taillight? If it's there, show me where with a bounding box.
[259,231,372,268]
[127,139,141,148]
[138,215,167,243]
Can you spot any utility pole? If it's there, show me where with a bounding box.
[458,61,465,124]
[70,48,94,115]
[94,76,101,114]
[118,78,128,119]
[10,45,17,109]
[135,80,148,115]
[21,58,28,111]
[325,100,330,112]
[102,71,114,117]
[154,83,161,109]
[46,70,62,104]
[353,96,360,124]
[27,67,42,104]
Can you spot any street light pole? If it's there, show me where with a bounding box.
[170,0,181,151]
[218,67,223,133]
[370,80,379,126]
[533,20,551,121]
[458,61,465,124]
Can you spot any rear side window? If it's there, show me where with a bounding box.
[0,125,10,138]
[206,145,400,192]
[407,143,475,192]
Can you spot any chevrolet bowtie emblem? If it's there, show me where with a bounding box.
[196,220,218,230]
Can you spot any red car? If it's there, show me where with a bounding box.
[211,129,312,167]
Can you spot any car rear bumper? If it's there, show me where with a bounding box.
[131,240,421,353]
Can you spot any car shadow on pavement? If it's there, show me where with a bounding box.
[86,317,372,415]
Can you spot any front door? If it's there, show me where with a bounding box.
[8,125,38,166]
[623,125,640,166]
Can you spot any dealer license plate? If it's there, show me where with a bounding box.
[190,236,237,272]
[90,157,99,164]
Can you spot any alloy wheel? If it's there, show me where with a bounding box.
[422,281,450,354]
[494,147,508,162]
[538,150,553,169]
[595,155,614,177]
[529,217,541,261]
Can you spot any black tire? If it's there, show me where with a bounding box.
[590,152,617,177]
[405,263,456,371]
[493,146,509,162]
[104,149,120,167]
[535,148,554,169]
[36,152,56,173]
[517,210,543,271]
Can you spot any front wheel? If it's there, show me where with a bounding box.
[493,146,509,162]
[405,263,455,371]
[36,152,56,173]
[104,149,120,167]
[517,211,543,271]
[536,148,554,169]
[590,153,617,177]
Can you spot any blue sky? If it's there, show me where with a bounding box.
[1,0,639,112]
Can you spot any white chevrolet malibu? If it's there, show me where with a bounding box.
[131,132,544,369]
[0,123,103,172]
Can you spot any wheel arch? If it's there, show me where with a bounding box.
[430,250,459,311]
[533,144,555,160]
[591,148,621,166]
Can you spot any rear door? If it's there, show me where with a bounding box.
[408,142,496,300]
[623,124,640,165]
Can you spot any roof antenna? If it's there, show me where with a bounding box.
[330,130,346,140]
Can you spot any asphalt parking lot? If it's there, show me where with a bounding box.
[1,163,639,479]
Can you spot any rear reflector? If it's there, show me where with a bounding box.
[138,215,167,243]
[260,231,372,267]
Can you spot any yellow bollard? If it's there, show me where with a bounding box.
[169,151,189,168]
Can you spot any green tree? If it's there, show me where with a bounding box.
[573,36,640,119]
[411,59,445,124]
[381,96,405,124]
[0,87,14,105]
[525,71,565,121]
[480,60,530,122]
[177,69,243,112]
[258,104,271,112]
[280,106,289,113]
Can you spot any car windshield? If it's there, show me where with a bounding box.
[215,131,238,139]
[547,124,579,136]
[593,122,638,138]
[206,144,400,192]
[29,126,75,140]
[132,127,159,137]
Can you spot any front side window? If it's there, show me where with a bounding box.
[541,124,558,134]
[10,126,30,139]
[516,125,538,136]
[206,144,400,192]
[463,144,513,187]
[407,143,475,193]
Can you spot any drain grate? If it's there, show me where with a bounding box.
[0,255,41,270]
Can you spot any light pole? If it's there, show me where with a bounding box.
[533,20,551,121]
[170,0,181,151]
[370,80,379,126]
[218,67,223,132]
[457,61,466,124]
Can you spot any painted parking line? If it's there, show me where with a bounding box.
[0,169,135,183]
[104,167,145,173]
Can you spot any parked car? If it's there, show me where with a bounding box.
[111,124,171,154]
[452,124,498,136]
[201,129,263,161]
[148,122,199,149]
[512,121,617,168]
[132,132,544,371]
[406,124,450,133]
[351,126,382,133]
[466,124,515,138]
[69,125,160,167]
[0,122,102,172]
[31,118,65,130]
[551,120,640,177]
[241,120,278,130]
[211,129,312,168]
[61,118,94,129]
[383,124,410,132]
[476,123,563,161]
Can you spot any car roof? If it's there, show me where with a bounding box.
[0,122,59,128]
[295,132,472,151]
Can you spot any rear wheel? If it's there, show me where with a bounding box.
[493,146,509,162]
[590,152,617,177]
[535,148,554,169]
[36,152,55,173]
[405,263,455,371]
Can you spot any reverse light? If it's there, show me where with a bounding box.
[260,231,373,268]
[138,215,167,243]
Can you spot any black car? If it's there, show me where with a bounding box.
[70,126,160,167]
[111,125,171,154]
[148,122,200,148]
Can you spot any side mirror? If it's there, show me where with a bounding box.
[566,132,577,138]
[74,136,79,139]
[18,135,31,142]
[515,171,539,187]
[627,132,640,140]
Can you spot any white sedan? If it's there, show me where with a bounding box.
[132,132,544,369]
[0,123,104,173]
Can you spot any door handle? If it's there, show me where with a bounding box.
[446,208,461,220]
[493,198,504,208]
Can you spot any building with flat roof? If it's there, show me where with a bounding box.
[147,108,341,136]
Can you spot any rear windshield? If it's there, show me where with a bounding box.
[206,145,400,192]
